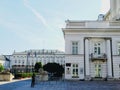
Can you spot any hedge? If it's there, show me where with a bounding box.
[14,73,33,79]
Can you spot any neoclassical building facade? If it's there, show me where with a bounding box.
[63,0,120,80]
[10,49,65,73]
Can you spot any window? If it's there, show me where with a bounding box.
[44,60,46,64]
[117,43,120,55]
[61,60,63,64]
[72,42,78,55]
[72,64,78,77]
[22,60,24,64]
[66,63,71,67]
[15,60,17,63]
[32,62,34,66]
[19,60,20,63]
[94,42,101,55]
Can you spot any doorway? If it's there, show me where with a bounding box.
[94,61,102,78]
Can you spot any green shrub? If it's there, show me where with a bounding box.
[0,64,4,72]
[15,73,33,79]
[22,73,26,78]
[34,62,42,72]
[15,73,22,79]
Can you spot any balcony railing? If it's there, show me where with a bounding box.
[90,53,107,61]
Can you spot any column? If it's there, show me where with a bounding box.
[110,0,116,20]
[85,39,90,79]
[107,40,112,78]
[117,0,120,16]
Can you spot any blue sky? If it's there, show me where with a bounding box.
[0,0,110,55]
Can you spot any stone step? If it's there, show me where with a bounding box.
[92,78,106,81]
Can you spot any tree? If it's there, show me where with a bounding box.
[43,63,64,77]
[34,62,42,72]
[0,64,4,72]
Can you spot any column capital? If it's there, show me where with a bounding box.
[104,37,112,40]
[84,37,89,40]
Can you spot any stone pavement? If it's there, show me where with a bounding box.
[15,81,120,90]
[0,78,31,90]
[0,78,30,85]
[1,79,120,90]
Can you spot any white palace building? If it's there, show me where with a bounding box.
[9,49,65,73]
[62,0,120,80]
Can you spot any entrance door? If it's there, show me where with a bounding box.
[95,63,102,77]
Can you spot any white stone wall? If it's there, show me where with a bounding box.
[65,34,84,54]
[112,37,120,55]
[64,20,120,80]
[90,61,107,78]
[65,55,84,80]
[110,0,120,20]
[0,60,5,66]
[0,55,10,69]
[113,56,120,78]
[9,50,65,73]
[11,54,65,67]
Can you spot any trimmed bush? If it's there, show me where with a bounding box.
[43,63,64,77]
[0,64,4,72]
[34,62,42,72]
[14,73,33,79]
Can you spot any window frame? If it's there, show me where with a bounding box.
[93,42,101,55]
[72,41,78,55]
[117,42,120,55]
[72,64,79,77]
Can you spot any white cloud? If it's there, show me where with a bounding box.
[23,0,48,27]
[100,0,110,14]
[23,0,63,37]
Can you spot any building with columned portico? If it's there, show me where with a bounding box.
[62,0,120,80]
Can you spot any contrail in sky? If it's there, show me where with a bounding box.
[23,0,48,27]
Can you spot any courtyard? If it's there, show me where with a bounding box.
[0,79,120,90]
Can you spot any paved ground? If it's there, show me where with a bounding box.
[0,79,31,90]
[0,79,120,90]
[0,78,30,85]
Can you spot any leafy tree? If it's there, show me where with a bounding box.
[34,62,42,72]
[43,63,64,77]
[0,64,4,72]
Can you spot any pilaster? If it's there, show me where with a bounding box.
[85,38,90,80]
[107,40,112,78]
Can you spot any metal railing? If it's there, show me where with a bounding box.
[90,53,107,60]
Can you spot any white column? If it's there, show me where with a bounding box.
[117,0,120,16]
[85,39,90,78]
[107,40,112,78]
[110,0,117,20]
